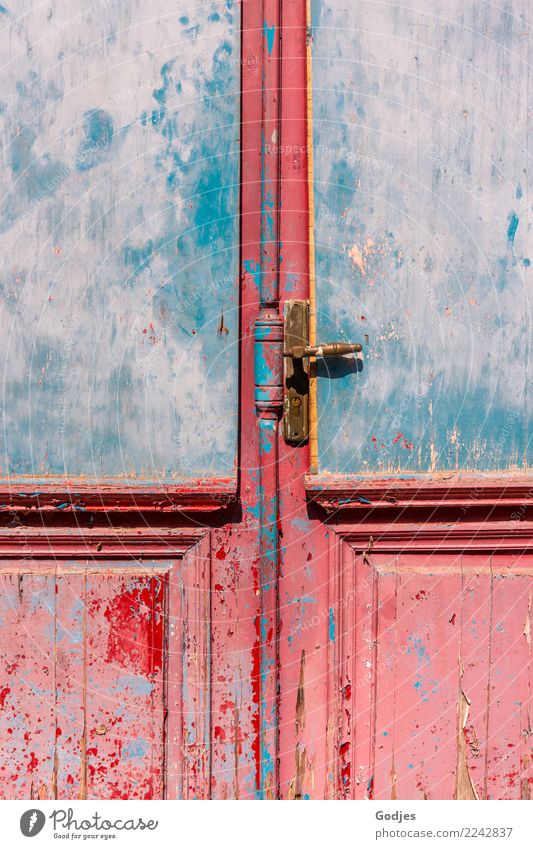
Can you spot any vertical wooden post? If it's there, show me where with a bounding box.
[253,0,283,799]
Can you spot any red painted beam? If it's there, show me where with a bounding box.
[0,479,237,513]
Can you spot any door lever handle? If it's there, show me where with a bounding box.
[283,342,362,359]
[283,299,364,445]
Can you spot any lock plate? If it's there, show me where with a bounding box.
[283,300,310,444]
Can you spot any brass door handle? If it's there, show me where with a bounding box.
[283,299,364,445]
[283,342,362,359]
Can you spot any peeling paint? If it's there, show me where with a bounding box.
[295,650,306,734]
[455,689,479,799]
[0,0,240,481]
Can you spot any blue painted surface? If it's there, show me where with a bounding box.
[311,0,532,473]
[328,607,335,642]
[0,1,240,480]
[263,22,276,57]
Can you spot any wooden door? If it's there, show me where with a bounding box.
[299,0,533,800]
[0,0,239,799]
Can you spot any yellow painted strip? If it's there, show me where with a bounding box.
[306,0,318,473]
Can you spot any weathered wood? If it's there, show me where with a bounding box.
[311,0,532,474]
[0,543,212,799]
[0,0,240,482]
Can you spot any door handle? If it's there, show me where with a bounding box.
[283,300,363,444]
[283,342,362,359]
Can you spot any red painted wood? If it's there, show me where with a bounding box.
[458,561,492,801]
[0,574,56,799]
[254,0,284,797]
[0,569,167,800]
[0,479,236,513]
[171,533,212,799]
[0,529,203,559]
[84,574,166,799]
[380,564,461,799]
[277,0,331,800]
[54,574,85,800]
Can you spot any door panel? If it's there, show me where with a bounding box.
[310,0,531,474]
[84,573,166,799]
[0,565,167,799]
[0,556,203,799]
[0,1,240,482]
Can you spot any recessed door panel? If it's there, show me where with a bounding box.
[0,1,240,482]
[330,539,533,799]
[0,560,187,800]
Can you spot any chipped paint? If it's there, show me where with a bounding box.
[524,594,531,648]
[455,689,479,800]
[295,650,306,734]
[1,0,532,807]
